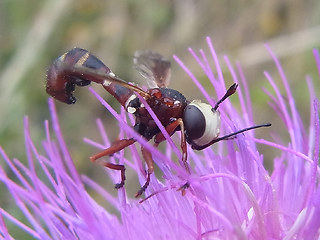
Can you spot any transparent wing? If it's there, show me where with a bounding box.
[133,50,171,88]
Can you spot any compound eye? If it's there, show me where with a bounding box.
[183,105,206,142]
[183,100,220,148]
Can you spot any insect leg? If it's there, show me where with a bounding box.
[154,120,193,196]
[135,146,154,197]
[176,118,189,173]
[154,118,190,173]
[153,120,180,143]
[90,138,136,188]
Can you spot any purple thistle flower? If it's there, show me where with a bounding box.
[1,37,320,239]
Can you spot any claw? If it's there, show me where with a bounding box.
[177,182,190,196]
[115,182,124,189]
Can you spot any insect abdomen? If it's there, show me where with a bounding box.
[46,48,133,106]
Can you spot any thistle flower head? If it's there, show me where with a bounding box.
[0,37,320,239]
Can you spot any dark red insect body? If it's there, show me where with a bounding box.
[46,48,271,197]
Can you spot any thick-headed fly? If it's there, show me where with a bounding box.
[46,48,271,197]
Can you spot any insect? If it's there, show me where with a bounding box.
[46,48,271,197]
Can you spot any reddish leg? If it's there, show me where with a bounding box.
[135,146,154,197]
[154,119,191,195]
[154,118,190,173]
[90,138,136,189]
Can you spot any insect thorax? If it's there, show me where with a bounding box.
[126,88,188,140]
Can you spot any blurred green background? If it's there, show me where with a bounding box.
[0,0,320,238]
